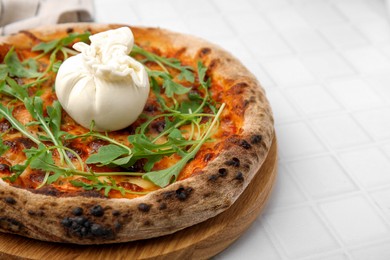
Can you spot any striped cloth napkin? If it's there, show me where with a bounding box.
[0,0,94,35]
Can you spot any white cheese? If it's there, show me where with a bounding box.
[55,27,150,131]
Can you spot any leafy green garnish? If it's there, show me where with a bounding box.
[143,103,224,187]
[86,144,129,165]
[32,32,90,55]
[4,47,42,78]
[0,137,8,156]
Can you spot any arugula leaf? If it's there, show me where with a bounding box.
[46,101,63,140]
[86,144,129,165]
[32,32,91,54]
[32,40,61,54]
[197,61,208,86]
[178,67,195,83]
[0,64,8,80]
[0,137,8,156]
[148,70,191,98]
[4,47,42,78]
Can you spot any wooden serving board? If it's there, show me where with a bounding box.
[0,136,277,260]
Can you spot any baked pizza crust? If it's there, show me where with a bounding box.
[0,23,274,244]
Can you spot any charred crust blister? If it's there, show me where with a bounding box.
[159,203,167,210]
[250,134,262,144]
[4,197,16,205]
[208,174,218,182]
[138,203,151,212]
[234,172,244,182]
[0,217,24,232]
[112,210,121,217]
[90,205,104,217]
[61,216,115,239]
[225,157,240,167]
[175,186,193,201]
[238,139,252,150]
[199,47,211,57]
[72,207,84,216]
[218,168,228,177]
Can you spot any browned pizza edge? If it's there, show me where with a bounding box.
[0,23,274,244]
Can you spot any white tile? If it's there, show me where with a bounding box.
[333,1,386,23]
[242,62,275,90]
[353,108,390,141]
[370,189,390,219]
[302,52,355,79]
[172,0,216,15]
[343,47,390,75]
[365,75,390,103]
[215,221,281,260]
[319,24,368,48]
[261,57,315,87]
[94,0,140,24]
[241,32,292,58]
[276,122,326,160]
[224,11,272,35]
[320,196,390,245]
[267,165,307,209]
[339,147,390,189]
[288,156,356,199]
[350,240,390,260]
[249,0,291,12]
[266,8,311,31]
[185,14,234,41]
[285,85,342,116]
[327,78,384,110]
[379,43,390,59]
[212,0,254,13]
[311,115,371,149]
[383,143,390,159]
[217,37,253,62]
[295,2,345,26]
[133,0,178,20]
[265,207,339,258]
[282,29,330,53]
[310,253,349,260]
[356,20,390,44]
[266,89,299,123]
[140,16,189,33]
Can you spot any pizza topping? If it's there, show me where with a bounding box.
[55,27,150,131]
[0,28,230,198]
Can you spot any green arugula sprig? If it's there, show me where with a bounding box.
[32,32,90,74]
[71,175,149,197]
[143,103,224,187]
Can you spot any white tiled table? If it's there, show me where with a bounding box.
[94,0,390,259]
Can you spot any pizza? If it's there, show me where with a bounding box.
[0,23,274,244]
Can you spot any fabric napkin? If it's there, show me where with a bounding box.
[0,0,94,35]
